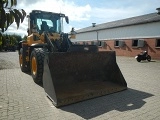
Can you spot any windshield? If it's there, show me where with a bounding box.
[35,13,62,33]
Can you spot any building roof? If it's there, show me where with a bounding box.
[76,12,160,33]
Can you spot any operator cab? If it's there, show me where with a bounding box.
[27,10,69,35]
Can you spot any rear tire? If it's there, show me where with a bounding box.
[147,55,151,62]
[19,48,28,72]
[30,48,45,84]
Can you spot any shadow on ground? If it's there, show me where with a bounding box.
[139,60,156,63]
[60,88,153,119]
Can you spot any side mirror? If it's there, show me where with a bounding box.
[156,8,160,15]
[65,16,69,24]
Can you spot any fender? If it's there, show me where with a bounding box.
[29,43,48,56]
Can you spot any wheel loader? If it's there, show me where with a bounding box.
[18,10,127,107]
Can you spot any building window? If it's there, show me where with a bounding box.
[98,41,102,46]
[137,39,145,47]
[132,39,145,48]
[156,39,160,47]
[132,39,138,47]
[93,41,98,45]
[114,40,119,47]
[119,40,125,47]
[101,41,107,47]
[91,41,94,45]
[114,40,125,47]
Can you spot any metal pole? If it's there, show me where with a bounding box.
[96,31,98,46]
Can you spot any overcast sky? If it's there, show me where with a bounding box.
[4,0,160,37]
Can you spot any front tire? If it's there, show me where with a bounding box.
[30,48,45,84]
[136,57,141,62]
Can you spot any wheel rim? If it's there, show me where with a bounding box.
[32,56,37,75]
[19,54,23,67]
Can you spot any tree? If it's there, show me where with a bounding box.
[0,0,26,34]
[0,33,22,51]
[0,35,2,50]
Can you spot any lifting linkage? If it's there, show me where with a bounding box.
[43,32,72,52]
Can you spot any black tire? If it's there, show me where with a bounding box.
[30,48,45,84]
[136,57,141,62]
[147,55,151,62]
[19,48,28,72]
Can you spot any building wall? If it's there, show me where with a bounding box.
[73,21,160,60]
[74,22,160,41]
[76,38,160,60]
[99,39,160,59]
[99,22,160,40]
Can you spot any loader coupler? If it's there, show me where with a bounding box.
[43,51,127,107]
